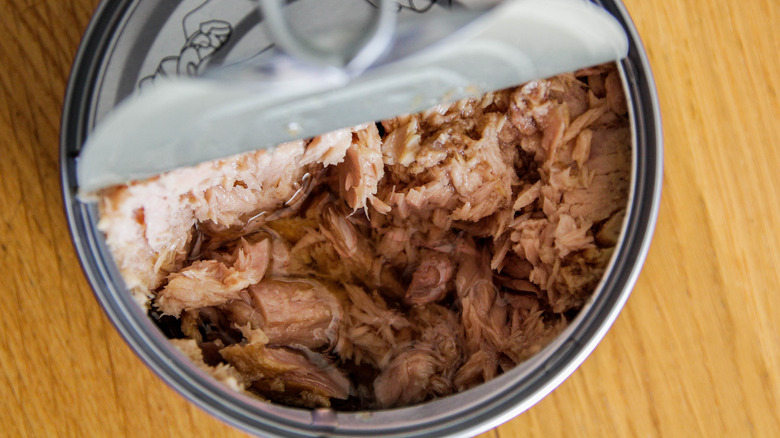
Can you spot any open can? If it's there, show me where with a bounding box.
[60,1,662,436]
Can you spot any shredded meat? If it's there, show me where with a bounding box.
[233,278,341,350]
[99,63,631,409]
[156,238,271,316]
[220,336,352,408]
[405,250,456,305]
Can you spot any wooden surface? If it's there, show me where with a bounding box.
[1,0,778,436]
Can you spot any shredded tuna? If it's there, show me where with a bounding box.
[337,123,386,212]
[156,237,270,317]
[242,278,341,350]
[220,338,353,408]
[99,64,631,409]
[405,251,456,305]
[171,338,248,392]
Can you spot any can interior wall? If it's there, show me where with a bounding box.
[60,1,662,437]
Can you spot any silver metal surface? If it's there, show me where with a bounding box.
[60,0,662,436]
[258,0,396,69]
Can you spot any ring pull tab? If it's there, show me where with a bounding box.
[258,0,396,72]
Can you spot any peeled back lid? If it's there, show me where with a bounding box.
[75,0,628,196]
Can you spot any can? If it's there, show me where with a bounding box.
[60,1,662,436]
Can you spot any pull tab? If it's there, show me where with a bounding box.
[258,0,396,72]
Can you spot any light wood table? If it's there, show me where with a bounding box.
[1,0,778,436]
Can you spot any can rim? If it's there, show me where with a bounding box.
[59,1,663,436]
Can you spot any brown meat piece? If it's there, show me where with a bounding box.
[373,305,461,408]
[500,293,566,363]
[155,238,271,317]
[336,123,386,212]
[244,278,341,350]
[334,284,411,369]
[405,250,456,305]
[563,127,631,223]
[221,341,352,408]
[452,241,508,389]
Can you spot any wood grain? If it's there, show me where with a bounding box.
[1,0,778,437]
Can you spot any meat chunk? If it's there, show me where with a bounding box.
[563,127,631,223]
[453,242,508,388]
[335,284,411,369]
[377,107,519,225]
[500,293,566,363]
[300,128,352,166]
[373,305,461,408]
[245,278,341,350]
[155,238,270,316]
[221,341,352,408]
[405,251,456,305]
[156,260,252,317]
[337,124,386,212]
